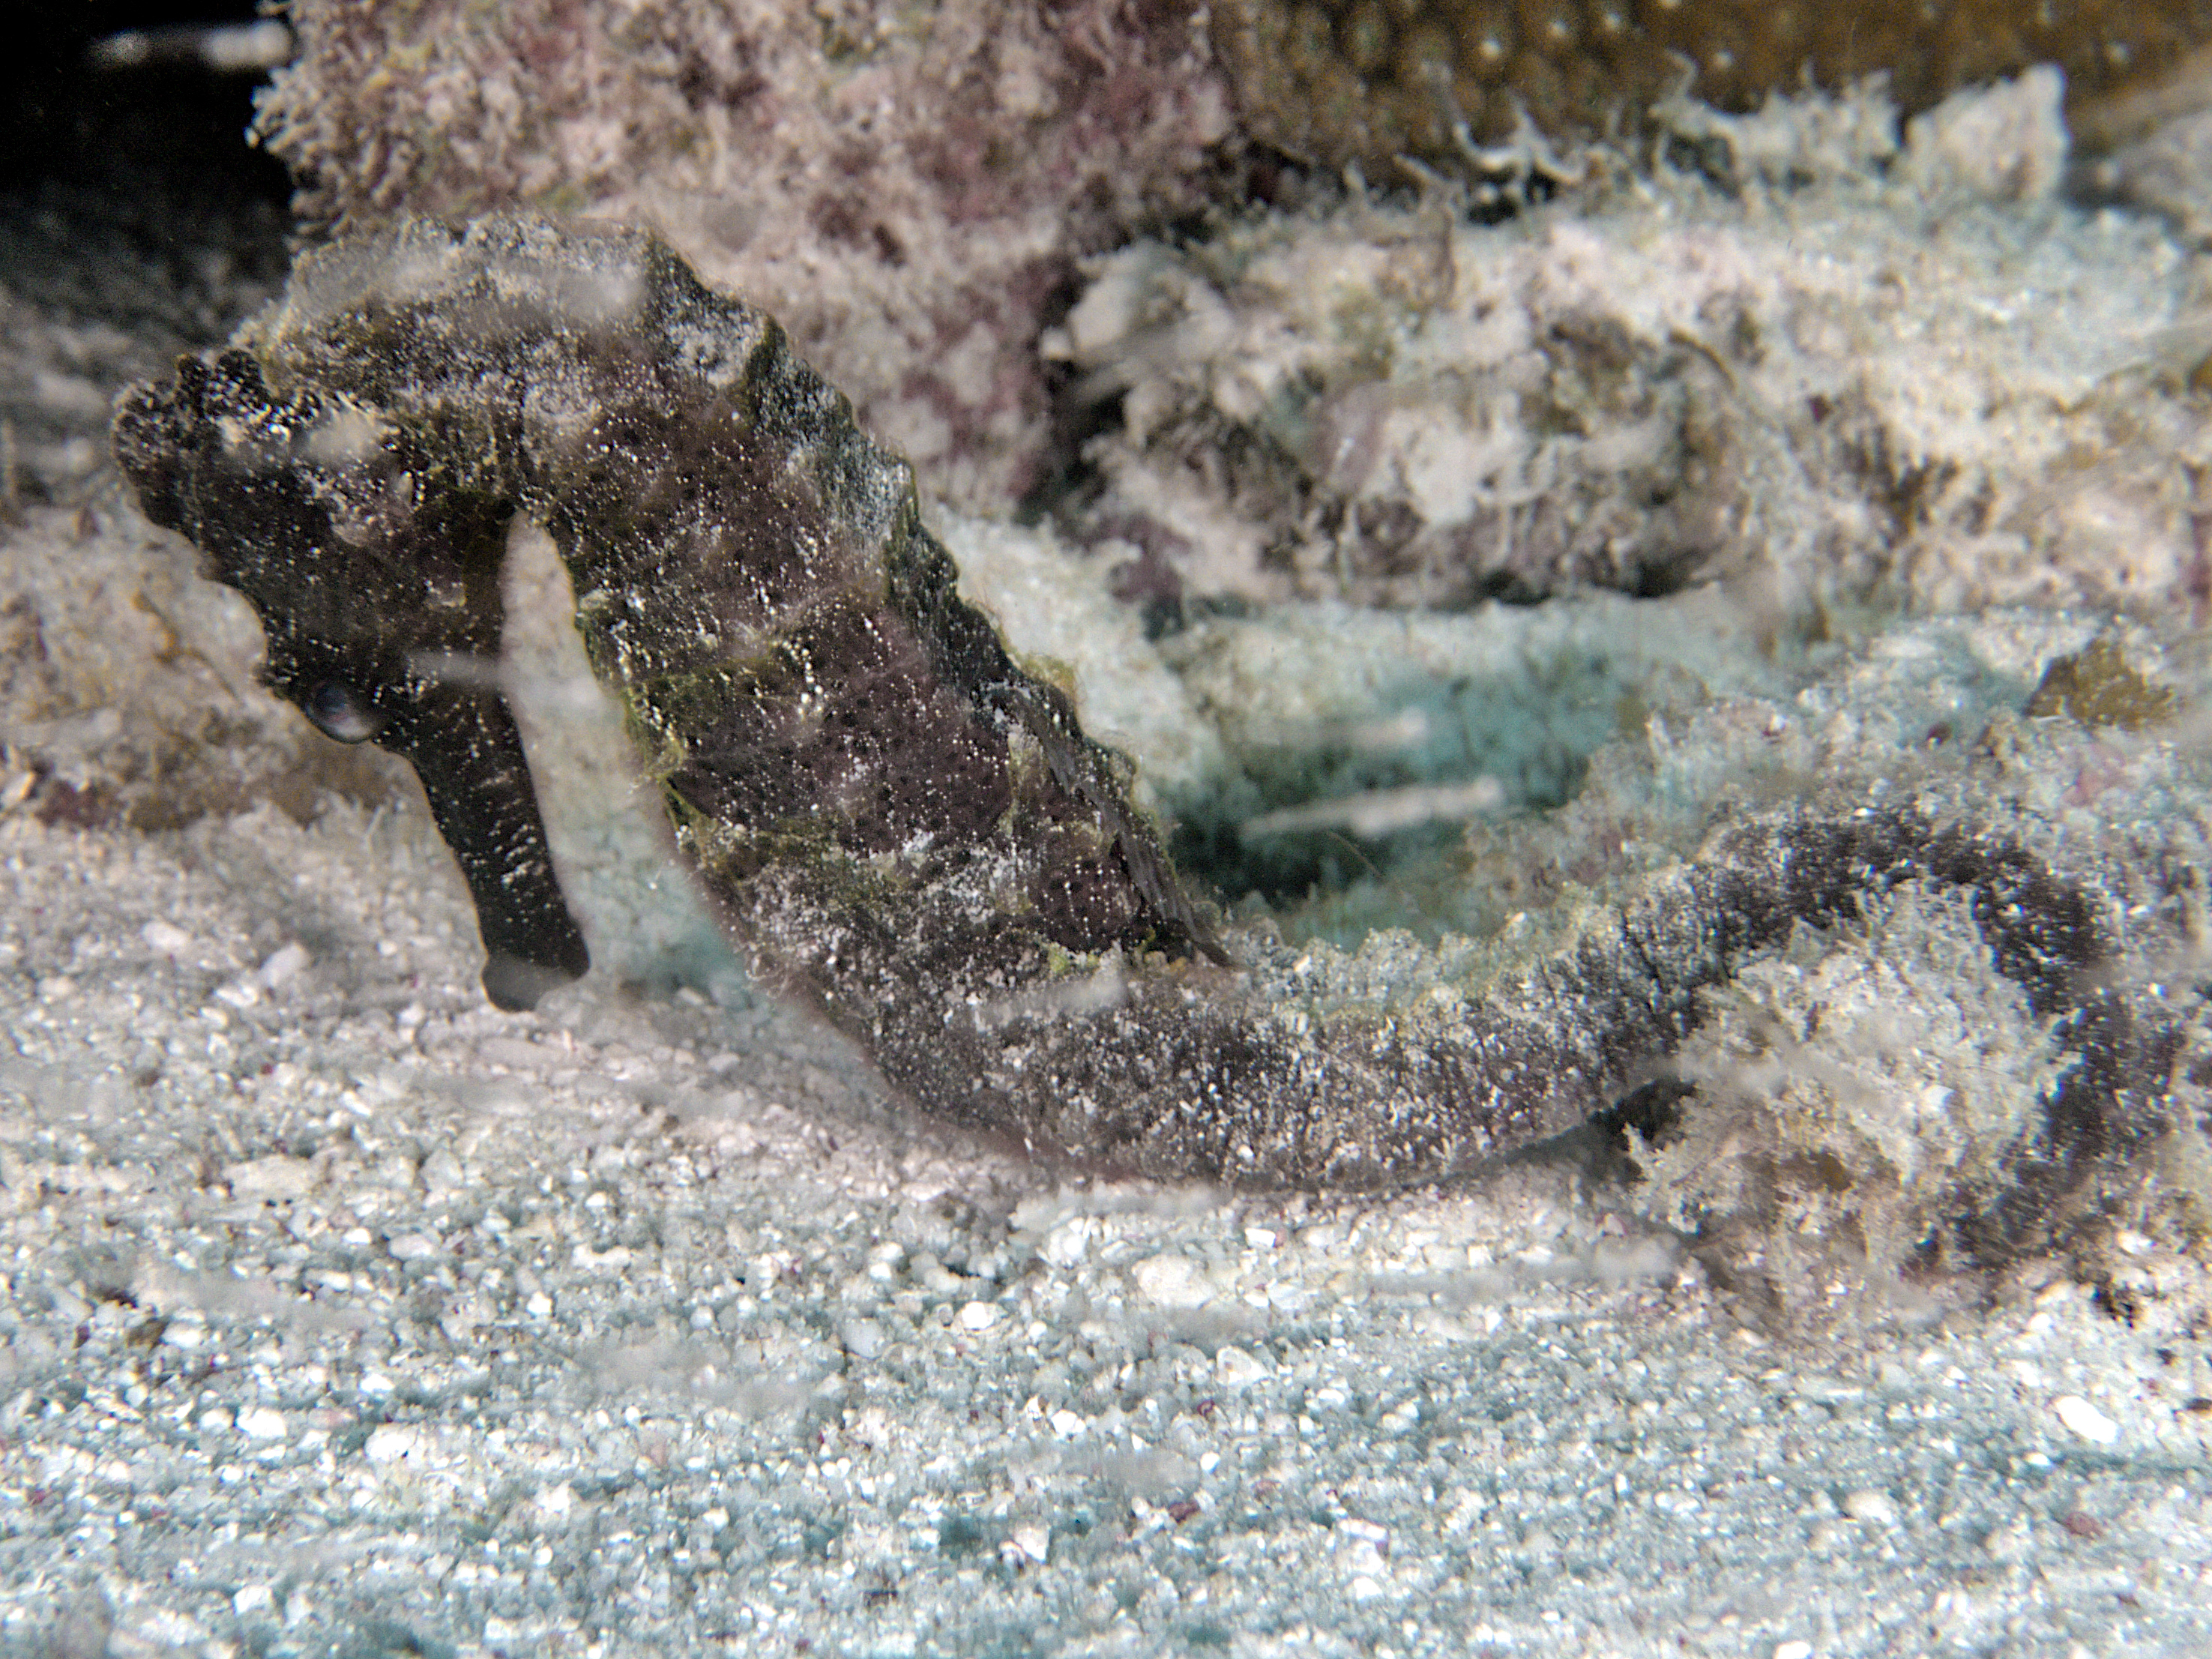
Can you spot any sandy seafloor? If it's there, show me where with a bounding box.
[5,70,2212,1659]
[1,780,2210,1659]
[0,781,2207,1659]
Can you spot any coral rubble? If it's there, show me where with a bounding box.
[252,1,2212,546]
[1056,74,2212,617]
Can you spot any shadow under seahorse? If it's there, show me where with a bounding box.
[110,217,2184,1243]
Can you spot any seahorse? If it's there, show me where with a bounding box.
[109,217,2177,1225]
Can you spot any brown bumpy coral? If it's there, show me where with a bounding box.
[1218,0,2212,166]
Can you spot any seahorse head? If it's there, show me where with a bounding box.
[113,339,590,1011]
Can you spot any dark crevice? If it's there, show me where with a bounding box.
[2,2,293,504]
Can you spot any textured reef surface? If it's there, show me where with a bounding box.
[253,0,1238,512]
[109,220,2211,1309]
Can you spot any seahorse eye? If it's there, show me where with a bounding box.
[304,678,385,743]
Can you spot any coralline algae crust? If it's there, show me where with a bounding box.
[247,0,2212,558]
